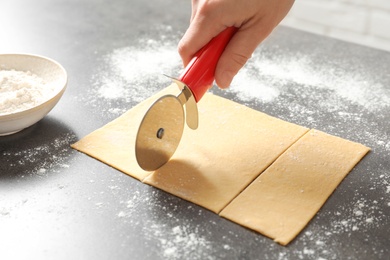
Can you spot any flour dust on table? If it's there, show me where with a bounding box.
[2,132,77,178]
[83,25,182,118]
[228,54,390,112]
[102,188,225,260]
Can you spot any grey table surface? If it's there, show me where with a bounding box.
[1,0,389,259]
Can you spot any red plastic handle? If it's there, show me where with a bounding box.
[178,27,237,102]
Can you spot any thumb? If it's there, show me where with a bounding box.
[215,25,273,89]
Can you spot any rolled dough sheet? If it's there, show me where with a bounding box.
[220,129,370,245]
[72,85,370,245]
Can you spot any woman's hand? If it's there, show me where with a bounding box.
[178,0,295,88]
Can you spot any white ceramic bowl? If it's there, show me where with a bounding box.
[0,53,67,136]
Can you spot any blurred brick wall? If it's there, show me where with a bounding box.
[281,0,390,52]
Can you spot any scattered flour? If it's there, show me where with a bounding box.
[108,189,215,259]
[85,30,181,116]
[157,225,211,259]
[2,132,76,176]
[98,40,180,101]
[0,70,54,115]
[228,54,390,113]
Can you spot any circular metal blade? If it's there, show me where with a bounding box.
[135,95,184,171]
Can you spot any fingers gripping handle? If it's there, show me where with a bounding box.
[178,27,237,102]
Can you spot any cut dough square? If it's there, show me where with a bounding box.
[143,91,309,213]
[219,129,370,245]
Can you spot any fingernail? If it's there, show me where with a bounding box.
[218,71,235,89]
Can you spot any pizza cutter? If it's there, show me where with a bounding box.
[135,27,237,171]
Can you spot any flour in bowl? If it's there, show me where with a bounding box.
[0,70,55,115]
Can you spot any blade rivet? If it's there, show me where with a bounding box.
[156,128,164,139]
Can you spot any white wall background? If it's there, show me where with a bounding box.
[280,0,390,52]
